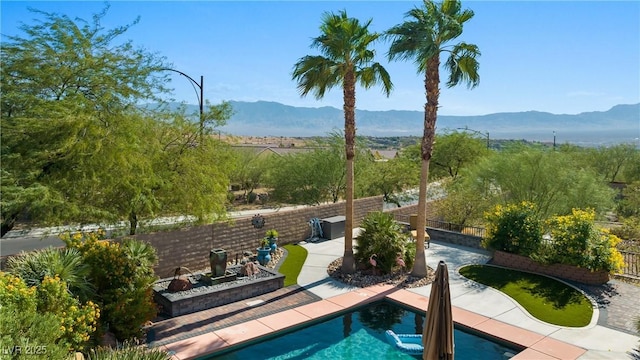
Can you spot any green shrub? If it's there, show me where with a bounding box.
[0,304,70,360]
[87,342,171,360]
[7,247,94,301]
[483,201,543,256]
[354,212,412,274]
[403,241,416,271]
[543,209,624,273]
[61,231,158,341]
[610,216,640,242]
[617,181,640,218]
[37,275,100,350]
[0,272,92,357]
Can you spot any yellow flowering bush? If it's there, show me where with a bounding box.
[545,209,624,273]
[62,231,158,340]
[0,272,98,353]
[0,272,71,358]
[0,271,36,310]
[483,201,543,256]
[38,275,100,349]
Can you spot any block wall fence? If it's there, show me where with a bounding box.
[0,197,448,275]
[136,196,384,278]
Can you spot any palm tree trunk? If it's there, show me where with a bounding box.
[412,56,440,277]
[342,69,356,274]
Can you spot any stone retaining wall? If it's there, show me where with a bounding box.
[153,266,284,317]
[492,250,610,285]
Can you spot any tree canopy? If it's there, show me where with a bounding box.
[437,145,615,224]
[1,6,233,236]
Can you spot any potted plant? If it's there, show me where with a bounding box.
[256,238,271,266]
[265,229,279,254]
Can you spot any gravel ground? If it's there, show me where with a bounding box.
[327,257,435,289]
[154,248,286,300]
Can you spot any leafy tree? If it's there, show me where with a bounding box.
[591,143,639,183]
[430,130,490,179]
[266,133,372,205]
[469,146,614,219]
[0,6,166,235]
[149,108,233,232]
[622,149,640,183]
[0,6,233,236]
[229,147,271,203]
[357,156,418,206]
[292,11,392,273]
[401,130,490,181]
[266,151,330,205]
[618,181,640,218]
[387,0,480,276]
[434,177,490,226]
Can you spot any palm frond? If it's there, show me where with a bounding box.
[444,42,480,89]
[7,247,94,300]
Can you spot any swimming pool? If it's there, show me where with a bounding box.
[205,301,521,359]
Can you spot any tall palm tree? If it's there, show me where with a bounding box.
[293,10,392,273]
[387,0,480,277]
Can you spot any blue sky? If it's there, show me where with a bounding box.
[2,1,639,116]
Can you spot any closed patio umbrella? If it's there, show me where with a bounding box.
[423,260,454,360]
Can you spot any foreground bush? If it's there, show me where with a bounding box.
[483,201,543,257]
[0,272,98,356]
[484,204,624,273]
[7,247,94,301]
[354,212,413,274]
[61,231,158,341]
[543,209,624,273]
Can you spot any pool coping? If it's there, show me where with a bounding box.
[161,283,586,360]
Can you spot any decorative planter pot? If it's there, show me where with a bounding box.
[268,237,278,254]
[256,248,272,266]
[209,249,228,277]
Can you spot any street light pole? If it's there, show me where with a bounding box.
[553,131,556,150]
[458,127,490,149]
[161,68,204,138]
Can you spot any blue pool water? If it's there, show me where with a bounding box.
[206,301,521,359]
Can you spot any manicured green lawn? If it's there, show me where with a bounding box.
[279,244,308,287]
[459,265,593,327]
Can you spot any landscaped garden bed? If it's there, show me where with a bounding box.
[153,265,284,317]
[491,250,609,285]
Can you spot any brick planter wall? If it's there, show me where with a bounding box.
[492,250,610,285]
[153,265,284,317]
